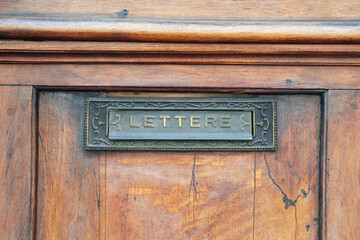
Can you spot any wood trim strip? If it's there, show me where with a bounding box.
[1,17,360,43]
[2,53,360,66]
[1,41,360,65]
[30,87,38,240]
[2,41,360,54]
[1,64,360,90]
[319,92,328,240]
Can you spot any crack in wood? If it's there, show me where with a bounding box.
[264,153,314,210]
[188,153,198,236]
[263,152,318,239]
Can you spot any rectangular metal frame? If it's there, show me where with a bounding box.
[85,97,277,151]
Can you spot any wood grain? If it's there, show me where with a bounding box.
[2,41,360,66]
[2,52,360,65]
[37,92,100,239]
[1,0,360,21]
[254,95,320,239]
[104,151,254,239]
[2,64,360,90]
[2,41,360,54]
[327,90,360,239]
[1,18,360,43]
[37,92,320,239]
[0,86,33,240]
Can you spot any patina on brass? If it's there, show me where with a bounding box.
[85,97,277,151]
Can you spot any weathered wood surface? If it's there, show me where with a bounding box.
[254,95,320,239]
[37,92,100,239]
[2,64,360,90]
[1,0,360,20]
[1,18,360,43]
[0,64,360,91]
[327,90,360,239]
[37,92,320,239]
[0,86,33,240]
[104,151,255,239]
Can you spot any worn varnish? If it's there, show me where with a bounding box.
[37,92,320,239]
[327,91,360,239]
[2,65,360,90]
[104,151,254,239]
[37,92,100,239]
[0,86,33,240]
[0,0,359,237]
[254,95,320,239]
[1,18,360,43]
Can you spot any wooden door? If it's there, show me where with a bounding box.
[36,91,321,239]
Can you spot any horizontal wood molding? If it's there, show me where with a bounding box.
[1,17,360,43]
[2,54,360,66]
[1,64,360,90]
[1,41,360,65]
[3,41,360,54]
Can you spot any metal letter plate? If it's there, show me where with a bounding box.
[85,97,277,151]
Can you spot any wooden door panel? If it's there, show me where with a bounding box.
[37,92,320,239]
[0,86,33,240]
[327,91,360,239]
[37,92,100,239]
[104,151,254,239]
[254,95,320,239]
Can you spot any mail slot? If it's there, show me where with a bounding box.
[108,109,253,140]
[85,97,276,151]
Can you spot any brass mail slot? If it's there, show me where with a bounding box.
[108,110,253,140]
[85,97,276,151]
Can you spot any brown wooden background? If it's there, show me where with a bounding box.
[1,1,360,239]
